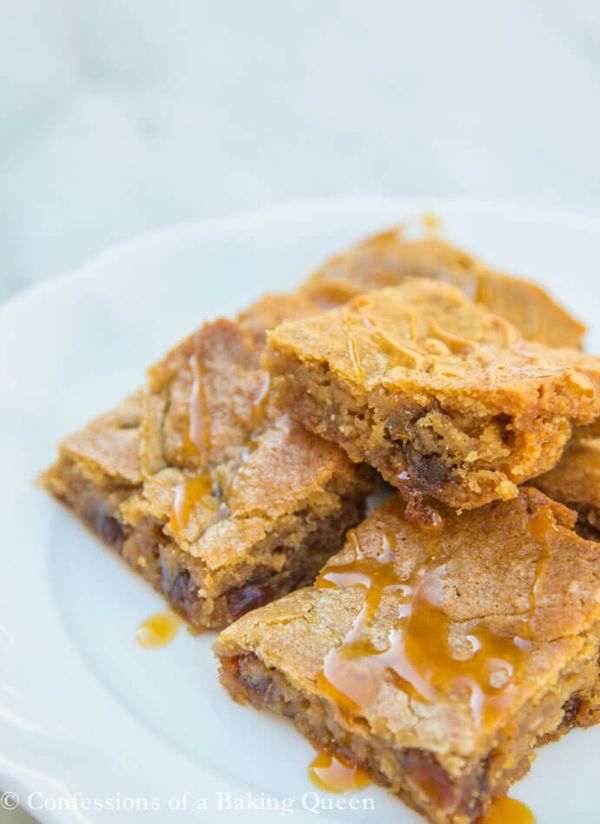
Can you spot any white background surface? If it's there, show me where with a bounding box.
[1,0,600,300]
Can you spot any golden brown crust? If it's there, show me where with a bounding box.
[216,488,600,823]
[303,227,585,348]
[53,393,144,486]
[41,317,373,631]
[265,281,600,509]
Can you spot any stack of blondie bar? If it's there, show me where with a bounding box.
[42,226,600,823]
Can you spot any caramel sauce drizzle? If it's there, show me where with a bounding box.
[186,353,211,459]
[136,611,180,648]
[527,506,558,613]
[308,750,371,793]
[171,352,214,532]
[316,530,530,726]
[171,358,269,531]
[477,796,535,824]
[170,471,213,532]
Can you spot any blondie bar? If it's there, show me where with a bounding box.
[302,227,585,348]
[42,317,373,631]
[216,488,600,824]
[265,280,600,510]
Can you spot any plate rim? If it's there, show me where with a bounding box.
[3,195,600,824]
[3,195,600,319]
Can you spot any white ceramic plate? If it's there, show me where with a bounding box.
[2,198,600,824]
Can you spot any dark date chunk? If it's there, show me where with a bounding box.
[402,443,450,488]
[84,501,128,550]
[560,694,583,730]
[164,569,196,613]
[237,653,273,698]
[226,578,286,621]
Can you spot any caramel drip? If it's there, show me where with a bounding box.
[316,532,530,725]
[172,349,217,532]
[477,796,535,824]
[136,611,180,648]
[318,532,404,630]
[527,506,558,614]
[170,472,212,532]
[308,750,371,793]
[186,353,210,462]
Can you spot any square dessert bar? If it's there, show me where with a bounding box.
[302,226,586,348]
[534,439,600,540]
[265,280,600,511]
[42,317,373,631]
[216,488,600,824]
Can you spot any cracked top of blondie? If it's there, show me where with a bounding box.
[216,487,600,762]
[51,316,371,574]
[134,318,370,570]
